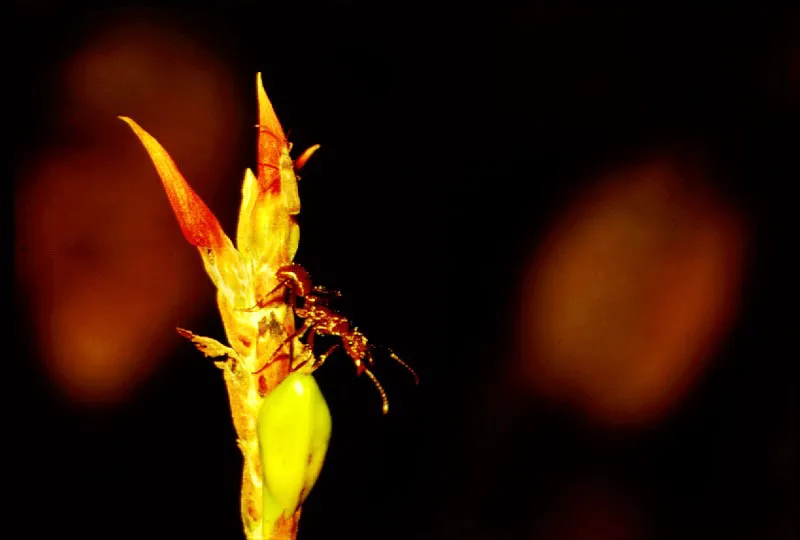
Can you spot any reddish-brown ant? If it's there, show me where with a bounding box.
[250,263,418,413]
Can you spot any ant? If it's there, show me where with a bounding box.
[250,263,418,413]
[254,124,320,177]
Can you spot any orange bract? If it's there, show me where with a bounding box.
[118,117,228,250]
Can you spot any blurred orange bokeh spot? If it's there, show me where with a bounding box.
[15,17,242,405]
[536,480,640,540]
[519,155,747,427]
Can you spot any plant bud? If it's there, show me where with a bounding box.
[258,372,332,534]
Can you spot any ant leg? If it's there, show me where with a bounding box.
[289,340,318,372]
[311,344,340,371]
[255,124,285,144]
[240,280,289,312]
[388,348,419,385]
[306,326,319,355]
[288,324,322,372]
[257,161,280,172]
[362,368,390,415]
[253,319,311,374]
[253,334,294,374]
[289,327,295,367]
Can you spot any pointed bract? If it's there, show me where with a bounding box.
[294,144,321,171]
[256,72,287,194]
[256,73,302,217]
[119,116,228,250]
[120,116,241,308]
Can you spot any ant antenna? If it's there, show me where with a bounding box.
[253,339,289,374]
[312,285,342,297]
[363,368,389,414]
[388,349,419,385]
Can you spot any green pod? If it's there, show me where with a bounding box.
[258,372,332,534]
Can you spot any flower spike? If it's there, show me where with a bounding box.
[120,75,326,540]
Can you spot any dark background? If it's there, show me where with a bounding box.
[10,4,796,539]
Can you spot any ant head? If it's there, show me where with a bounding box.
[276,264,312,298]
